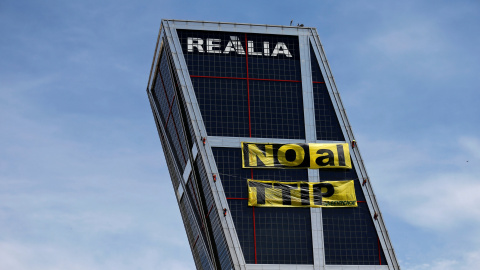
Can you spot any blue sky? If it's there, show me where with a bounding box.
[1,0,479,269]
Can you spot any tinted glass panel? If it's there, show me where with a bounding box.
[323,203,387,265]
[166,110,187,169]
[152,44,188,171]
[228,199,255,263]
[310,46,325,83]
[195,157,234,269]
[180,196,215,270]
[156,124,180,191]
[256,207,313,264]
[191,77,249,137]
[313,83,345,141]
[213,147,313,264]
[171,102,190,162]
[310,45,344,141]
[250,80,305,139]
[153,70,170,121]
[160,42,176,103]
[320,164,386,265]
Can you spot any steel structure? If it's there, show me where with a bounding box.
[146,19,400,270]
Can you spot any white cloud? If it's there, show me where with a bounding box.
[404,250,480,270]
[459,136,480,160]
[0,69,193,269]
[398,172,480,230]
[360,134,480,269]
[363,135,480,231]
[0,241,194,270]
[369,23,442,55]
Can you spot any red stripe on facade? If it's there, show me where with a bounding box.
[206,203,215,218]
[312,81,325,84]
[158,68,175,123]
[165,54,188,163]
[165,94,177,126]
[171,119,187,162]
[192,234,200,248]
[158,69,170,104]
[357,201,366,203]
[190,179,205,229]
[158,66,186,163]
[378,237,382,265]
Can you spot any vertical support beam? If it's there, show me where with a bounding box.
[300,34,325,270]
[309,29,400,269]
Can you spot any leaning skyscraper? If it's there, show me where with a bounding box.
[146,19,400,269]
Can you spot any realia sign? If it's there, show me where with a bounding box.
[187,36,293,57]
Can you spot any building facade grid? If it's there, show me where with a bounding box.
[146,19,400,270]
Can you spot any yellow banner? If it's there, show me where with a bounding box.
[242,142,352,169]
[247,179,357,208]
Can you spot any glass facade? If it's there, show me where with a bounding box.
[177,29,305,140]
[310,46,345,141]
[212,147,313,264]
[147,20,398,270]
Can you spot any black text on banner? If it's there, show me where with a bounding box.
[247,179,357,208]
[241,142,352,169]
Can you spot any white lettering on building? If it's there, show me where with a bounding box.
[206,38,221,53]
[223,36,245,55]
[188,38,204,53]
[187,36,292,57]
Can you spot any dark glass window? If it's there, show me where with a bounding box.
[213,147,313,264]
[209,207,234,270]
[310,46,325,83]
[256,207,313,264]
[171,102,190,163]
[166,109,187,169]
[195,157,235,269]
[160,43,177,103]
[320,164,386,265]
[184,175,206,243]
[250,80,305,139]
[152,42,189,171]
[323,203,387,265]
[152,70,171,121]
[179,196,215,270]
[228,199,255,263]
[151,89,183,171]
[155,124,181,191]
[191,77,249,137]
[311,45,345,141]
